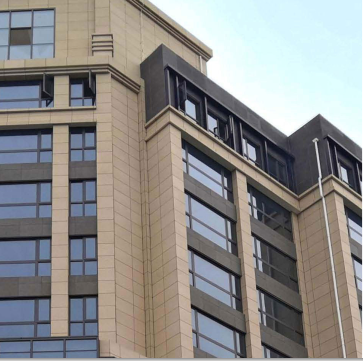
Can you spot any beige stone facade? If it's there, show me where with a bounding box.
[0,0,361,358]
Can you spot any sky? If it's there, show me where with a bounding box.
[149,0,362,146]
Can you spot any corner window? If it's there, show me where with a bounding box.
[189,250,242,310]
[0,129,52,164]
[0,299,50,338]
[0,10,54,60]
[268,154,288,186]
[352,257,362,291]
[0,80,53,109]
[182,141,233,201]
[70,297,98,337]
[185,193,237,254]
[252,236,298,292]
[70,180,97,217]
[346,208,362,245]
[257,289,304,346]
[0,239,50,277]
[192,308,246,358]
[70,78,96,107]
[70,128,96,162]
[0,182,51,219]
[70,237,97,276]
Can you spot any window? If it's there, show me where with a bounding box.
[192,308,246,358]
[182,141,233,201]
[248,186,292,241]
[0,129,52,164]
[70,237,97,276]
[0,338,98,358]
[252,236,298,292]
[70,128,96,162]
[262,344,287,358]
[189,250,241,310]
[352,257,362,291]
[0,182,51,219]
[257,289,304,345]
[70,180,96,217]
[185,193,237,254]
[0,299,50,338]
[338,161,355,187]
[346,208,362,245]
[70,78,96,107]
[0,239,50,277]
[207,113,228,141]
[70,297,98,337]
[0,80,53,109]
[268,155,288,186]
[243,138,261,167]
[0,10,54,60]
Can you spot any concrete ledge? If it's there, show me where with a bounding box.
[69,217,97,236]
[69,275,98,296]
[0,163,52,182]
[260,324,308,358]
[187,228,241,276]
[69,161,97,180]
[250,217,297,259]
[193,347,215,358]
[184,173,237,221]
[190,286,246,333]
[0,276,51,298]
[0,218,52,239]
[255,269,303,311]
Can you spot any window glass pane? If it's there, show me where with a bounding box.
[71,239,83,260]
[0,46,7,60]
[39,239,51,260]
[85,130,95,147]
[189,167,223,196]
[0,100,40,109]
[70,299,83,322]
[0,240,36,261]
[85,181,96,201]
[188,153,221,183]
[33,44,54,59]
[33,27,54,44]
[247,142,257,162]
[0,341,31,352]
[71,204,83,217]
[39,205,51,218]
[38,263,51,276]
[70,323,83,336]
[11,11,31,28]
[40,151,52,163]
[208,114,218,133]
[0,85,39,101]
[41,133,51,149]
[0,184,37,204]
[0,300,34,322]
[40,183,51,202]
[85,204,97,216]
[0,205,37,219]
[66,339,97,351]
[199,337,235,358]
[71,83,83,98]
[71,262,83,276]
[0,264,35,277]
[33,340,63,352]
[0,13,10,28]
[85,323,98,336]
[66,350,97,358]
[185,99,197,119]
[0,29,9,46]
[193,220,227,250]
[33,10,54,27]
[195,277,231,306]
[84,98,94,106]
[10,28,31,46]
[340,165,349,183]
[0,152,38,164]
[0,325,34,338]
[0,133,38,151]
[71,150,83,162]
[85,261,97,275]
[71,182,83,202]
[84,150,96,161]
[85,238,96,258]
[71,99,83,107]
[86,298,97,319]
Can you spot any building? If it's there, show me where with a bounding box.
[0,0,361,358]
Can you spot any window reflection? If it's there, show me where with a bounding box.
[346,208,362,245]
[70,237,97,276]
[70,297,98,337]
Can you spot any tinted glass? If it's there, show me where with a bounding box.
[85,130,95,147]
[39,239,51,259]
[0,240,35,261]
[0,85,39,101]
[70,299,83,322]
[11,11,31,28]
[208,114,218,133]
[0,184,36,204]
[38,299,50,321]
[10,28,31,46]
[0,264,35,277]
[86,298,97,319]
[33,11,54,27]
[86,181,96,201]
[41,134,51,149]
[71,183,83,202]
[71,132,82,148]
[86,238,96,258]
[33,44,53,59]
[347,209,362,244]
[33,27,54,44]
[0,300,34,323]
[40,183,51,202]
[0,325,34,338]
[9,45,31,59]
[185,99,196,119]
[71,239,83,260]
[199,337,235,358]
[0,13,10,28]
[71,83,83,98]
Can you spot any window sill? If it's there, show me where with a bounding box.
[0,106,97,114]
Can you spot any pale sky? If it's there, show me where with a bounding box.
[150,0,362,146]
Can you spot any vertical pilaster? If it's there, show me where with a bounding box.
[232,170,263,358]
[51,124,69,337]
[54,75,69,109]
[147,123,193,358]
[95,0,111,34]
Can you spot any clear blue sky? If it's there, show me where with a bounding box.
[150,0,362,146]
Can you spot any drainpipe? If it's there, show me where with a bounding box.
[312,138,347,358]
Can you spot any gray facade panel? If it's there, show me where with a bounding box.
[0,163,52,183]
[255,269,303,311]
[187,228,241,276]
[69,275,98,296]
[260,324,308,358]
[190,286,246,333]
[0,218,52,239]
[69,161,97,180]
[69,217,97,236]
[0,276,51,298]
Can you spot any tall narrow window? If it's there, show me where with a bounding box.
[268,154,288,187]
[339,162,354,187]
[346,208,362,245]
[352,257,362,291]
[70,128,96,162]
[243,138,261,167]
[262,344,287,358]
[70,180,97,217]
[70,297,98,337]
[207,113,228,141]
[70,237,97,276]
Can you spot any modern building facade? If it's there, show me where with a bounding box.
[0,0,361,358]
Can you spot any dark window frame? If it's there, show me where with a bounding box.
[70,180,97,218]
[188,249,242,311]
[0,182,52,219]
[252,235,298,292]
[69,297,98,337]
[70,127,96,162]
[0,129,52,164]
[69,237,98,276]
[0,298,50,338]
[242,137,262,168]
[262,344,288,358]
[346,207,362,245]
[267,153,288,187]
[70,78,96,107]
[182,140,233,202]
[257,289,304,346]
[185,193,237,255]
[192,308,246,358]
[0,9,55,61]
[352,256,362,292]
[338,160,354,188]
[0,238,51,278]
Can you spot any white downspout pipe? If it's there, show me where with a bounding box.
[312,138,347,358]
